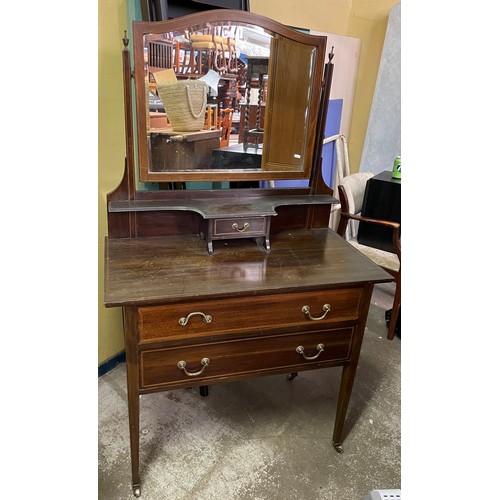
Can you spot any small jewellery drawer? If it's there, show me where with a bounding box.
[204,217,271,254]
[138,288,363,344]
[140,327,354,389]
[212,217,268,237]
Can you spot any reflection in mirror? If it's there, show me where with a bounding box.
[133,15,324,183]
[145,24,272,173]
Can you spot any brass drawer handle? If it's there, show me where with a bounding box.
[296,344,325,361]
[302,304,331,321]
[179,312,212,326]
[177,357,210,377]
[232,222,250,232]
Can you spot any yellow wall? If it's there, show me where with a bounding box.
[346,0,400,174]
[250,0,352,34]
[251,0,400,173]
[98,0,400,365]
[98,0,129,364]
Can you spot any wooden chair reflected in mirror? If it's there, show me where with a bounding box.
[189,26,238,75]
[204,103,218,130]
[218,107,234,147]
[336,173,401,340]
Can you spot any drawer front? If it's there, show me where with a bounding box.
[213,217,267,237]
[138,288,363,344]
[140,327,354,389]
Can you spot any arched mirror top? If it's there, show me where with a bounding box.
[131,10,327,184]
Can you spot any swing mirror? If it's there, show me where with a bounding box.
[132,10,326,184]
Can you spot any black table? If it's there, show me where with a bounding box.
[357,170,401,253]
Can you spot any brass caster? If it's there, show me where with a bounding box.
[333,442,344,454]
[133,484,141,497]
[287,372,298,381]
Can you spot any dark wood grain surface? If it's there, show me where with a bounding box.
[104,228,392,307]
[108,194,337,218]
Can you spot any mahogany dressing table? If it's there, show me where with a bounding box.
[104,11,392,497]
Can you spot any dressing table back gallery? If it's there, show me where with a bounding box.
[103,9,392,497]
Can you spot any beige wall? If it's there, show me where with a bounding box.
[98,0,400,365]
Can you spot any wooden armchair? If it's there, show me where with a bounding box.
[336,173,401,340]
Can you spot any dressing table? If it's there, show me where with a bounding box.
[103,10,392,497]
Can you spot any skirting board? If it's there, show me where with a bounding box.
[98,350,126,378]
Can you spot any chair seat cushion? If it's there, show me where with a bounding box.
[348,239,400,272]
[190,34,213,42]
[192,42,217,49]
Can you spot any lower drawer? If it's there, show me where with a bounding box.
[140,327,354,390]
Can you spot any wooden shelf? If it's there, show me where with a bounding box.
[108,194,338,219]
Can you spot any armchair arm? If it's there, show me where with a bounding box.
[340,212,400,229]
[337,211,401,259]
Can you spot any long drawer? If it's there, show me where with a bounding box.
[140,327,354,390]
[138,288,363,344]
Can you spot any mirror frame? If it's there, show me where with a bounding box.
[132,10,327,184]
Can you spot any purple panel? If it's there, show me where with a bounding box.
[322,99,343,189]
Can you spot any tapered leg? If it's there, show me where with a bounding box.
[124,307,141,496]
[331,363,357,453]
[127,392,141,496]
[331,284,374,452]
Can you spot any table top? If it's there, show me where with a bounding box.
[148,128,221,142]
[104,228,393,307]
[371,170,401,184]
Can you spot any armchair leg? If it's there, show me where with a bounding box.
[387,277,401,340]
[386,308,400,340]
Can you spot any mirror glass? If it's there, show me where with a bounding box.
[133,14,325,183]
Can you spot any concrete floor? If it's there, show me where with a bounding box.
[98,283,400,500]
